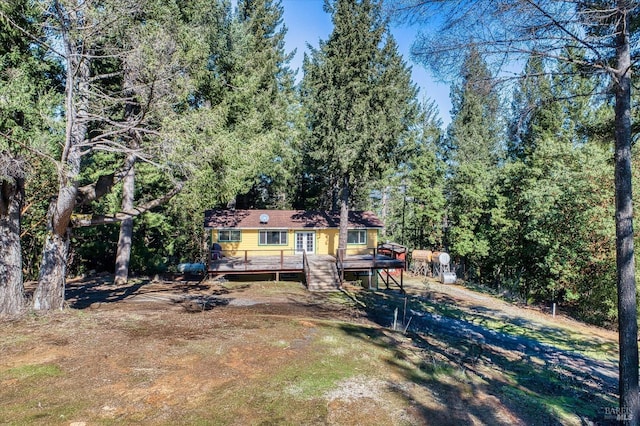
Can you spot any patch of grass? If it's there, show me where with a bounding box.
[0,334,30,348]
[498,383,611,426]
[484,354,617,425]
[275,355,360,399]
[0,400,83,425]
[347,285,618,424]
[0,364,87,425]
[182,322,393,425]
[1,363,64,381]
[269,339,290,348]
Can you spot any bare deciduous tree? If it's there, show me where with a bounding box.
[28,0,189,308]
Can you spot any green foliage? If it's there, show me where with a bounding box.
[41,0,297,274]
[150,0,298,266]
[444,48,501,278]
[490,53,617,324]
[299,0,419,209]
[501,139,614,311]
[379,100,445,249]
[438,47,618,325]
[0,0,62,280]
[1,0,627,328]
[508,53,562,160]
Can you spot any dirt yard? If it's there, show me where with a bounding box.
[0,274,619,425]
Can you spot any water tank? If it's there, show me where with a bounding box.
[411,250,432,262]
[177,263,205,273]
[441,271,457,284]
[431,251,450,265]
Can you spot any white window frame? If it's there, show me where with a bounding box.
[218,229,241,242]
[259,230,288,245]
[347,229,367,245]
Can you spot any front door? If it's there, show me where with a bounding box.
[295,232,315,254]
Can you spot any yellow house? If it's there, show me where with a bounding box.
[203,209,406,292]
[203,209,383,257]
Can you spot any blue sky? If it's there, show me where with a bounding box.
[281,0,452,125]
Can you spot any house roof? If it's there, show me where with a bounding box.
[203,209,384,229]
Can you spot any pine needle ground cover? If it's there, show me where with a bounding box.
[0,277,617,425]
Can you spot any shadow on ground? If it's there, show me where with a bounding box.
[64,275,245,311]
[338,286,618,425]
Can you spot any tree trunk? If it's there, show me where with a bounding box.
[614,3,639,423]
[33,229,69,310]
[113,153,136,286]
[34,177,79,310]
[338,175,350,255]
[33,30,88,310]
[0,174,25,316]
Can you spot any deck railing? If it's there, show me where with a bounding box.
[336,245,407,269]
[209,248,299,271]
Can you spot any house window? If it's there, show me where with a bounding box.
[347,230,367,245]
[218,229,241,242]
[259,230,288,245]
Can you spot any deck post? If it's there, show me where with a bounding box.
[244,250,248,271]
[275,272,280,281]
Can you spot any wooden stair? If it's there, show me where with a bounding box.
[306,255,341,292]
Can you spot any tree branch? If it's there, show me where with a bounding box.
[71,181,184,227]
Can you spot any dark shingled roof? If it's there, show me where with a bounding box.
[203,209,384,229]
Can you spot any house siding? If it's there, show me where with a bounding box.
[211,228,379,256]
[212,229,293,256]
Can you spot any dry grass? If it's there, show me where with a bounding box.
[0,276,617,425]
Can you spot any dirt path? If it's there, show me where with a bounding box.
[387,277,618,390]
[340,275,619,423]
[408,281,617,389]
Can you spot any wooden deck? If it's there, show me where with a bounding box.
[339,254,405,271]
[207,252,404,274]
[207,248,406,292]
[209,254,303,273]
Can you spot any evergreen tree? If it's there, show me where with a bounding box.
[300,0,419,252]
[234,0,298,209]
[156,0,297,263]
[381,100,445,249]
[23,0,197,308]
[508,53,562,160]
[445,46,501,278]
[396,2,640,415]
[500,54,616,319]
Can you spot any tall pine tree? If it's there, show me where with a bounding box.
[234,0,298,209]
[300,0,419,252]
[445,46,501,279]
